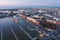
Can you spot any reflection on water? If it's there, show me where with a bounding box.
[0,16,31,40]
[0,17,11,27]
[0,17,6,19]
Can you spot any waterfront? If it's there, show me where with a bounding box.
[0,8,60,40]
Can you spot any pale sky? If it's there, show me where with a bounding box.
[0,0,60,8]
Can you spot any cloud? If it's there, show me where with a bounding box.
[0,0,60,8]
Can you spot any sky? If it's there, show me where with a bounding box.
[0,0,60,8]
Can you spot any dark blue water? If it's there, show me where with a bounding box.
[0,16,60,40]
[0,17,31,40]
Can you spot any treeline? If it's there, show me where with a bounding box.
[0,9,18,11]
